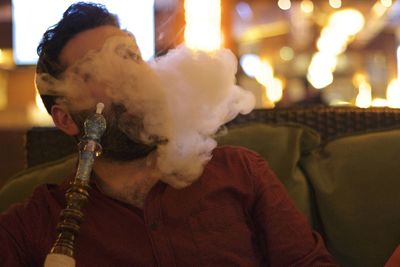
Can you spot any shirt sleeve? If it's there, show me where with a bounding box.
[247,151,339,266]
[0,205,31,266]
[385,245,400,267]
[0,185,60,267]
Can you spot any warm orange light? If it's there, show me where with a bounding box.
[0,71,7,111]
[355,81,372,108]
[266,78,284,103]
[0,49,15,69]
[380,0,393,8]
[371,98,388,107]
[255,59,274,86]
[261,89,275,108]
[329,0,342,9]
[387,79,400,108]
[352,72,367,87]
[28,91,54,126]
[300,0,314,13]
[278,0,291,10]
[372,1,388,16]
[184,0,222,51]
[329,9,365,36]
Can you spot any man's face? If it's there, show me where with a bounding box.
[59,25,132,108]
[60,25,157,161]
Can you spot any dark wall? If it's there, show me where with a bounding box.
[0,22,11,48]
[0,0,12,48]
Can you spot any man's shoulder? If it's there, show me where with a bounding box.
[0,183,65,225]
[205,145,278,186]
[0,154,76,213]
[0,183,64,265]
[211,145,265,165]
[203,145,270,182]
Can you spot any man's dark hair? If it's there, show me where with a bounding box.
[36,2,120,113]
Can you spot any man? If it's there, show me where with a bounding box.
[0,2,338,266]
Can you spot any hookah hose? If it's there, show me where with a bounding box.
[44,103,106,267]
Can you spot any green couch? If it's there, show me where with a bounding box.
[1,107,400,267]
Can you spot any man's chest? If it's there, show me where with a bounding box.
[68,182,263,267]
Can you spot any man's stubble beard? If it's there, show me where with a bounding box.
[70,103,157,162]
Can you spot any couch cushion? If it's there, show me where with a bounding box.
[217,123,320,226]
[301,128,400,267]
[0,154,77,213]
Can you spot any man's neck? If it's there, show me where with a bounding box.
[92,153,160,209]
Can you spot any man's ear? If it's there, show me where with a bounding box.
[51,104,80,136]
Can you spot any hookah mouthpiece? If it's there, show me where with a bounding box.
[96,102,105,114]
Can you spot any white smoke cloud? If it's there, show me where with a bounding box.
[149,45,255,187]
[36,35,255,188]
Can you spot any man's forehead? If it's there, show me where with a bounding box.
[60,25,130,67]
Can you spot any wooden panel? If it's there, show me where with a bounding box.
[7,67,36,111]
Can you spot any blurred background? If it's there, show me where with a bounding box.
[0,0,399,185]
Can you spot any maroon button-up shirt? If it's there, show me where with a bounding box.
[0,146,337,266]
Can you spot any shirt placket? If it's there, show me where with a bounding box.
[144,182,176,267]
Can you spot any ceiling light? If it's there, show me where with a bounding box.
[240,54,261,77]
[255,60,274,86]
[380,0,393,8]
[265,78,284,103]
[307,70,333,89]
[279,46,294,61]
[277,0,291,10]
[397,46,400,79]
[184,0,222,51]
[329,9,365,36]
[371,98,388,107]
[235,2,253,21]
[355,81,372,108]
[387,79,400,108]
[300,0,314,13]
[329,0,342,9]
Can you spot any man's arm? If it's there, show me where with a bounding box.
[0,185,58,266]
[248,152,338,266]
[385,245,400,267]
[0,206,31,266]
